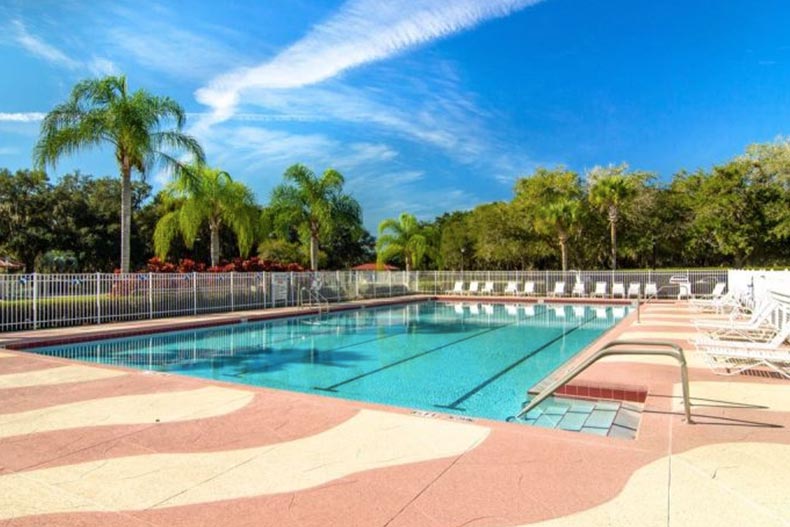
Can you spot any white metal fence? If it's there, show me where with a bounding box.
[0,269,736,332]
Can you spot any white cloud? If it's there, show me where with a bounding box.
[103,7,244,82]
[88,56,119,76]
[11,20,79,70]
[196,0,542,119]
[347,169,478,228]
[0,112,45,122]
[0,146,20,155]
[10,19,118,77]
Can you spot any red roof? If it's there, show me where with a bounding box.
[351,263,399,271]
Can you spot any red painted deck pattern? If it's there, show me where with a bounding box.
[1,301,789,526]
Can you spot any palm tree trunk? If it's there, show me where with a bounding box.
[309,223,319,271]
[611,221,617,270]
[559,234,568,272]
[609,205,618,271]
[210,223,221,267]
[120,163,132,273]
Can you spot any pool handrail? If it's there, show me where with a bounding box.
[513,340,693,424]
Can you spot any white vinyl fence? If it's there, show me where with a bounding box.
[0,269,738,332]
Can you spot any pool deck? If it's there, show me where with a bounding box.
[1,298,788,526]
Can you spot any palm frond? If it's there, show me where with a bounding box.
[153,211,180,259]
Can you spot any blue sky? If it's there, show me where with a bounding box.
[1,0,789,232]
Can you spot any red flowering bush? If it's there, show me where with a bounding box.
[141,257,303,273]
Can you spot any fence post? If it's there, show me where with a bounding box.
[355,271,359,299]
[271,273,276,308]
[230,272,235,312]
[192,272,197,315]
[148,273,154,319]
[32,273,38,330]
[96,272,101,324]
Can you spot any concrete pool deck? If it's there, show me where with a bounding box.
[1,299,788,526]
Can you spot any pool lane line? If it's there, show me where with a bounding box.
[312,322,519,393]
[435,314,595,411]
[312,308,545,393]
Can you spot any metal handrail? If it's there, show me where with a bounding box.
[299,287,330,313]
[513,339,694,424]
[636,283,685,323]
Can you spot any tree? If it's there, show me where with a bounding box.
[50,173,152,271]
[466,202,530,270]
[434,211,473,270]
[741,138,790,242]
[588,164,636,270]
[0,169,53,270]
[270,164,359,271]
[376,213,427,272]
[535,198,581,272]
[34,75,204,272]
[154,165,258,267]
[514,167,584,269]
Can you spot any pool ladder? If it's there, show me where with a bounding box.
[513,340,694,424]
[300,287,330,315]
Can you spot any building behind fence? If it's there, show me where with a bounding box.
[2,268,785,332]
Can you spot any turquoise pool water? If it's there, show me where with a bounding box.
[27,301,628,422]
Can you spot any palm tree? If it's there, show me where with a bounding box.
[154,165,258,267]
[34,75,204,272]
[270,164,359,271]
[376,213,427,272]
[588,165,635,270]
[535,198,581,272]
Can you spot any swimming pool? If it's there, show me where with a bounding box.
[26,301,628,422]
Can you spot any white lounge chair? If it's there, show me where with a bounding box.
[548,281,565,297]
[696,323,790,378]
[695,320,790,350]
[690,290,740,314]
[467,281,480,295]
[447,281,463,295]
[480,281,495,295]
[694,299,779,341]
[571,281,585,297]
[695,282,726,300]
[591,281,607,298]
[627,282,641,298]
[700,345,790,379]
[503,281,518,295]
[612,282,625,298]
[644,283,658,298]
[521,281,536,296]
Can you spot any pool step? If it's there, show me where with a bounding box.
[518,396,642,439]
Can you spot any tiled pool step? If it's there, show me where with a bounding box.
[517,396,642,439]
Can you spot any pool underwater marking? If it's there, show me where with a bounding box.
[25,301,628,422]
